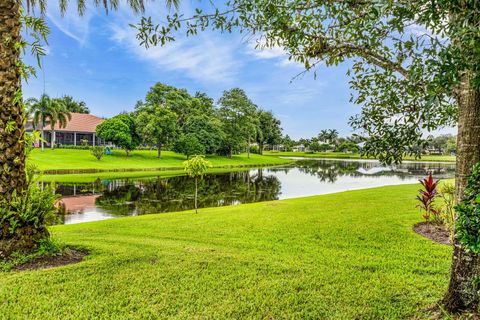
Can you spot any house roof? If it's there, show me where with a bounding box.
[36,113,105,133]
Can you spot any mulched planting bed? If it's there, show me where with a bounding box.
[14,248,89,271]
[413,222,452,245]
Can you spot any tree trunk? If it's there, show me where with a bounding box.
[259,142,264,155]
[157,141,162,158]
[247,136,251,158]
[0,0,25,201]
[442,71,480,313]
[194,176,198,214]
[228,147,232,158]
[41,129,45,151]
[51,130,55,149]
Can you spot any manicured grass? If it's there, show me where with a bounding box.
[29,149,292,173]
[37,167,256,183]
[264,151,456,162]
[0,184,451,319]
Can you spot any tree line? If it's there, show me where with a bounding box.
[96,83,283,159]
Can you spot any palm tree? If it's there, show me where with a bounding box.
[28,94,70,150]
[47,102,71,149]
[0,0,179,200]
[28,94,54,151]
[327,129,339,149]
[318,129,329,143]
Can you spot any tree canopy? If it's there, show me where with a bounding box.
[55,95,89,114]
[217,88,258,157]
[136,105,178,158]
[96,113,140,156]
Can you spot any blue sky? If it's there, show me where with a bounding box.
[22,2,363,140]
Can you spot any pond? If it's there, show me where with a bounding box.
[49,158,456,224]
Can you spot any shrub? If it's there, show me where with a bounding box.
[90,146,105,160]
[439,182,456,236]
[173,134,205,159]
[80,139,89,146]
[0,169,60,258]
[319,143,331,152]
[309,141,321,152]
[456,162,480,252]
[416,174,441,223]
[57,145,90,150]
[249,145,259,154]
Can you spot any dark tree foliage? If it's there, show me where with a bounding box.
[173,134,205,159]
[183,114,224,155]
[56,95,89,114]
[256,109,282,154]
[96,113,140,156]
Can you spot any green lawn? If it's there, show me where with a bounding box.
[0,184,451,319]
[29,149,292,173]
[37,167,255,183]
[264,151,456,162]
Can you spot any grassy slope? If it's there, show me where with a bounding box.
[38,167,256,183]
[264,151,456,162]
[0,184,451,319]
[29,149,291,172]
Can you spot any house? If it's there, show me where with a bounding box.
[28,113,105,147]
[292,144,307,152]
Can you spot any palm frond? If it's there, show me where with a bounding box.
[25,0,180,15]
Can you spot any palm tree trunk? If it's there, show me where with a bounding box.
[51,130,55,149]
[0,0,26,200]
[442,71,480,313]
[41,129,45,151]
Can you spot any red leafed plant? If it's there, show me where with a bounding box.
[416,174,441,223]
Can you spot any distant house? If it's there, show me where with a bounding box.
[293,144,307,152]
[27,113,105,147]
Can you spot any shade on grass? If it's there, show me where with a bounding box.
[0,184,451,319]
[29,149,292,172]
[263,151,456,162]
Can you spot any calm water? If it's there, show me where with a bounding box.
[50,158,455,224]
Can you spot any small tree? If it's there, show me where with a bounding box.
[136,105,178,158]
[309,141,321,153]
[173,134,205,159]
[183,156,211,214]
[338,141,360,153]
[319,144,331,153]
[96,114,140,156]
[90,146,104,161]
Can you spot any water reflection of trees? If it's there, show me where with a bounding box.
[93,170,282,216]
[271,160,456,183]
[49,160,455,218]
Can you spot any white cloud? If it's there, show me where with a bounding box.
[46,3,95,46]
[108,5,242,84]
[247,38,301,68]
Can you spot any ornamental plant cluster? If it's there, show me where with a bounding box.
[416,174,441,223]
[455,162,480,253]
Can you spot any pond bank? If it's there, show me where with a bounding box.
[29,149,293,174]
